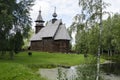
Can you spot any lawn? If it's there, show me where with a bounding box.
[101,54,120,62]
[0,51,105,68]
[0,51,105,80]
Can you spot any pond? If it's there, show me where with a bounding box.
[101,63,120,80]
[101,63,120,75]
[38,63,120,80]
[39,66,77,80]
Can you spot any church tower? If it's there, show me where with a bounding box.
[35,10,44,34]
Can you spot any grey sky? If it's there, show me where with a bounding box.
[30,0,120,29]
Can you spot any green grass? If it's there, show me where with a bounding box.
[101,54,120,62]
[0,51,105,68]
[0,51,105,80]
[0,63,46,80]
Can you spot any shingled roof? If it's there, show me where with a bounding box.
[31,19,71,41]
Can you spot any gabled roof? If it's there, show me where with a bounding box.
[30,33,42,41]
[31,19,71,41]
[41,19,62,38]
[54,24,71,40]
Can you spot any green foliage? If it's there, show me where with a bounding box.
[88,26,99,54]
[8,32,24,52]
[0,0,34,58]
[56,57,105,80]
[69,0,120,55]
[69,0,107,54]
[76,63,104,80]
[75,57,97,80]
[23,29,34,49]
[76,64,97,80]
[57,67,64,80]
[57,67,68,80]
[102,13,120,54]
[14,31,24,52]
[102,53,120,62]
[0,63,46,80]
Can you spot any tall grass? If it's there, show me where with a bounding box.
[57,58,105,80]
[0,63,46,80]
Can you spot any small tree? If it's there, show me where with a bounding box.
[14,31,24,53]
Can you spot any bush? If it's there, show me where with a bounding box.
[28,52,32,56]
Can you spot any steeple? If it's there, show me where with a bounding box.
[35,10,44,22]
[52,7,57,18]
[35,8,44,33]
[52,7,57,23]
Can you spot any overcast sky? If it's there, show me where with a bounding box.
[30,0,120,29]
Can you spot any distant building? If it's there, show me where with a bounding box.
[30,8,71,53]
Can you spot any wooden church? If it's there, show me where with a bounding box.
[30,8,71,53]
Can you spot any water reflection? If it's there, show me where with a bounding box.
[39,67,77,80]
[101,63,120,75]
[39,63,120,80]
